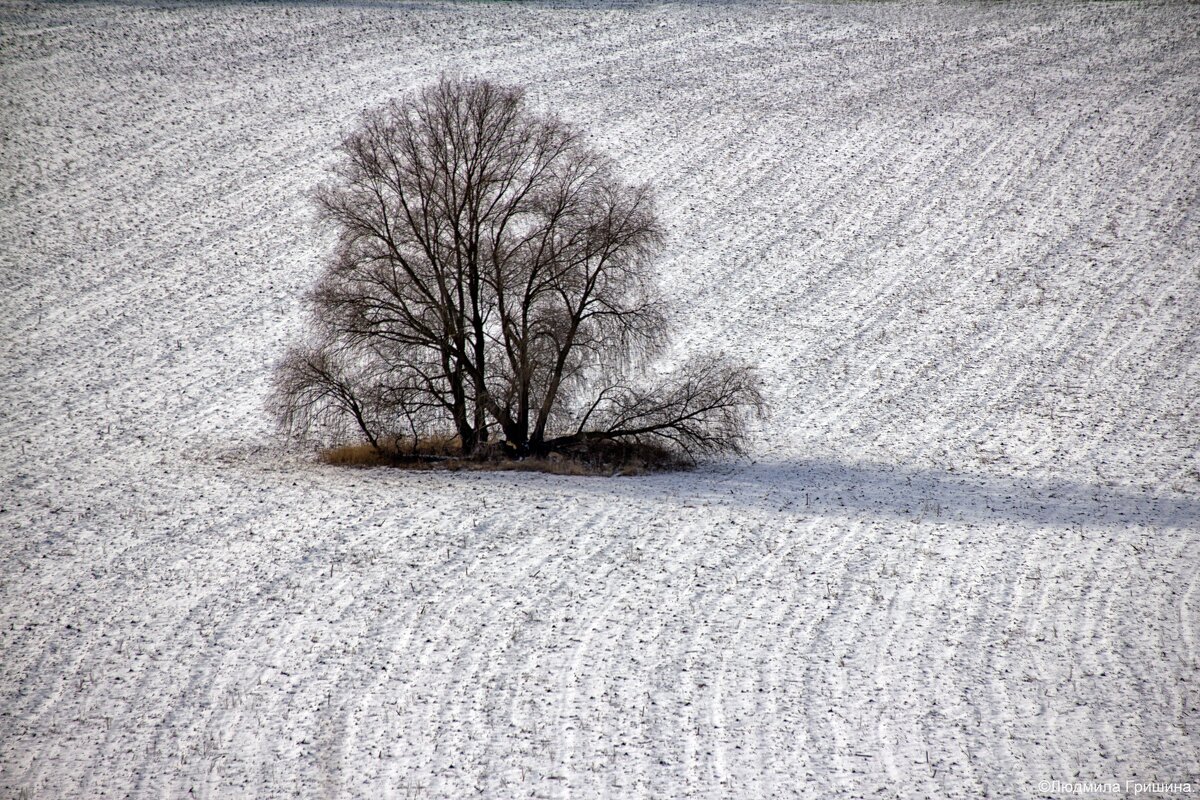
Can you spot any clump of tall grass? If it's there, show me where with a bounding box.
[319,435,683,476]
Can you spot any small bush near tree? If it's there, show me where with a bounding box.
[270,77,763,470]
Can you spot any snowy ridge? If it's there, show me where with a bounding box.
[2,2,1198,797]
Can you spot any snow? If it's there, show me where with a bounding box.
[2,1,1198,797]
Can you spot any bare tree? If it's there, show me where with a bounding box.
[271,77,763,464]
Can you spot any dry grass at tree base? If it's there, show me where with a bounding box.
[318,436,685,476]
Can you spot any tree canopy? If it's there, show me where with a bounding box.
[271,78,763,466]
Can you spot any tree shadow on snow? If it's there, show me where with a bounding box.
[607,459,1200,529]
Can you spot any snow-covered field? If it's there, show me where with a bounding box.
[2,1,1198,796]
